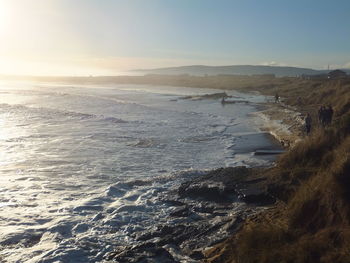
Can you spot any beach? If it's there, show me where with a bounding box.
[252,100,304,148]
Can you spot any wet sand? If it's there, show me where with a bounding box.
[252,101,304,148]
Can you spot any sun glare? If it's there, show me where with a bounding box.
[0,1,11,36]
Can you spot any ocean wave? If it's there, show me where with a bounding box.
[131,138,167,148]
[0,103,130,125]
[100,116,128,124]
[0,84,279,262]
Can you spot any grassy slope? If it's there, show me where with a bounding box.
[202,78,350,263]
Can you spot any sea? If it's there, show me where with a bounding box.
[0,81,279,262]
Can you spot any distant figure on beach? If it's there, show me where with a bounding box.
[326,105,334,125]
[318,105,326,127]
[221,96,225,103]
[305,113,312,135]
[318,105,334,127]
[297,96,302,105]
[275,93,279,103]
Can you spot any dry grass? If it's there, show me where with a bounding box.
[205,127,350,263]
[204,79,350,263]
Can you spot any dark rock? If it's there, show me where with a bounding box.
[125,179,151,187]
[135,230,158,242]
[106,243,178,263]
[158,225,175,236]
[238,186,276,205]
[135,224,177,242]
[169,206,190,217]
[189,250,204,260]
[178,166,253,202]
[106,166,275,261]
[161,199,185,206]
[178,181,228,202]
[156,234,174,246]
[180,92,230,101]
[192,203,215,214]
[178,166,275,205]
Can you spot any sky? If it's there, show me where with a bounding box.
[0,0,349,76]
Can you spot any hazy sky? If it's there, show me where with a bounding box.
[0,0,349,75]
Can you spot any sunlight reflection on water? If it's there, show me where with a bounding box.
[0,81,276,262]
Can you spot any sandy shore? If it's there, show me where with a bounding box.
[180,90,305,149]
[252,101,304,148]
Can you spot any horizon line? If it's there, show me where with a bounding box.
[0,64,348,79]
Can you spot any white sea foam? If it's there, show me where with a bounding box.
[0,81,279,262]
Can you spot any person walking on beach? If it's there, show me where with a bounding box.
[275,93,279,103]
[221,96,225,104]
[297,96,302,105]
[305,113,312,135]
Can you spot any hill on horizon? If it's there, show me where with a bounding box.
[134,65,350,77]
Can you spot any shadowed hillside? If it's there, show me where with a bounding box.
[133,65,350,77]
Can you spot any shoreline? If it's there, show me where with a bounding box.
[252,100,304,148]
[1,77,349,262]
[105,89,302,262]
[61,79,350,262]
[177,88,304,149]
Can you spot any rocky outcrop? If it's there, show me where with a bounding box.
[180,92,231,101]
[105,167,275,262]
[178,166,275,205]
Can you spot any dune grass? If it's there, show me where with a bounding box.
[204,77,350,263]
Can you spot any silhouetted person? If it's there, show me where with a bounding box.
[297,97,302,105]
[275,93,279,103]
[325,105,334,125]
[329,105,334,123]
[305,113,312,135]
[318,105,326,127]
